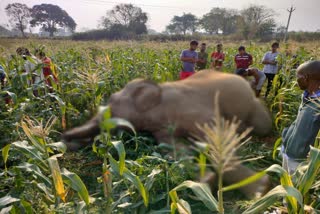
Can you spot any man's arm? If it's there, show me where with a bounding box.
[180,51,196,63]
[283,105,320,160]
[181,57,196,63]
[262,53,272,65]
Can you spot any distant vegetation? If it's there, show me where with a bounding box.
[1,2,320,42]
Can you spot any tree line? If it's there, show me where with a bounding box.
[3,2,320,41]
[165,5,279,40]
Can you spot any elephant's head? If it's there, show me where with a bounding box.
[62,79,162,148]
[108,79,162,127]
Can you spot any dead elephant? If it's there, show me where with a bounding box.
[62,70,272,199]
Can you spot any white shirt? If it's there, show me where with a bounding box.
[24,56,44,84]
[262,51,279,74]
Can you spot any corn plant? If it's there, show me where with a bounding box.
[0,116,90,213]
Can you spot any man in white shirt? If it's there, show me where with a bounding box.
[262,42,279,98]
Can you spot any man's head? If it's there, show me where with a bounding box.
[190,40,199,51]
[217,43,223,52]
[238,46,246,55]
[35,49,46,59]
[271,42,279,53]
[200,43,206,52]
[296,61,320,90]
[16,47,30,57]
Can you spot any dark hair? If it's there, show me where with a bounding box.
[16,47,31,56]
[201,43,206,46]
[238,46,245,51]
[236,68,247,76]
[217,43,223,47]
[272,42,279,48]
[35,49,46,57]
[190,40,199,46]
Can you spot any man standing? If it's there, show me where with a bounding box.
[210,43,225,70]
[235,46,253,73]
[281,61,320,174]
[180,40,198,80]
[262,42,280,98]
[196,43,208,70]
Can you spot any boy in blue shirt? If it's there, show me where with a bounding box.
[180,40,198,80]
[282,60,320,174]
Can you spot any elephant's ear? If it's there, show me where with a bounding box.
[132,80,162,112]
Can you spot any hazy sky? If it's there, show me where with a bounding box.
[0,0,319,32]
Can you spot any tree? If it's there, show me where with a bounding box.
[200,8,239,35]
[101,4,148,35]
[30,4,76,37]
[239,5,276,39]
[5,3,31,38]
[166,13,198,35]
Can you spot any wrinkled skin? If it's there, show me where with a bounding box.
[62,70,272,199]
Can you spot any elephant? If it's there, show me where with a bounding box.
[62,70,272,199]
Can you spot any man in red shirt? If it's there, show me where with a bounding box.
[210,43,225,70]
[234,46,253,73]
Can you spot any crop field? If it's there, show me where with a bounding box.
[0,38,319,213]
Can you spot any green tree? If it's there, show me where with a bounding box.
[30,4,76,37]
[239,5,276,39]
[200,8,239,35]
[5,3,31,38]
[166,13,198,35]
[101,4,148,35]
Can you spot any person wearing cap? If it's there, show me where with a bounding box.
[196,43,208,70]
[262,42,280,98]
[210,43,225,70]
[235,46,253,73]
[236,68,266,97]
[281,60,320,174]
[180,40,199,80]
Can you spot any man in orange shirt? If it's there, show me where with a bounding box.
[210,43,225,70]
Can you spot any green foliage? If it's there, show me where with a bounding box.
[0,40,319,213]
[30,4,76,37]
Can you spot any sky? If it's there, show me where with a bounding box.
[0,0,319,32]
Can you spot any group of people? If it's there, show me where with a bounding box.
[181,40,320,175]
[180,40,280,98]
[1,47,58,104]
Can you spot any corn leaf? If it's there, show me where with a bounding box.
[169,180,218,212]
[48,156,66,202]
[61,168,90,205]
[2,144,11,171]
[110,141,126,175]
[0,195,20,207]
[297,146,320,196]
[243,185,303,214]
[109,155,149,207]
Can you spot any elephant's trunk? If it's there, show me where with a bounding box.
[62,115,100,142]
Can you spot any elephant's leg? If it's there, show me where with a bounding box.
[223,163,271,199]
